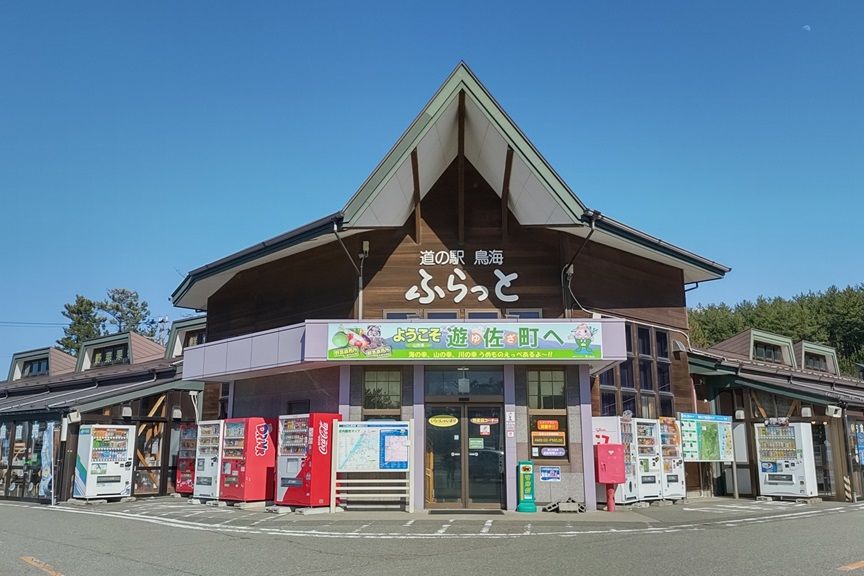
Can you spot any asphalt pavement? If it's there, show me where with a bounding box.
[0,497,862,575]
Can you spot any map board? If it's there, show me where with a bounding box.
[679,413,734,462]
[334,421,410,473]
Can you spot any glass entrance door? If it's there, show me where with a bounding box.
[425,405,504,509]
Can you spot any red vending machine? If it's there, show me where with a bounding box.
[175,423,198,494]
[219,417,277,502]
[275,413,341,507]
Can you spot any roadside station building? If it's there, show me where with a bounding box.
[0,320,205,502]
[689,329,864,501]
[175,64,729,511]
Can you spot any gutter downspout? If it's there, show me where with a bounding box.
[841,404,858,502]
[333,222,362,319]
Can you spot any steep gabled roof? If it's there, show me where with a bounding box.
[172,62,730,310]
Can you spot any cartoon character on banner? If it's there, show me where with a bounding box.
[570,323,598,353]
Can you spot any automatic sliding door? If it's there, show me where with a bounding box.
[466,406,504,506]
[425,406,463,506]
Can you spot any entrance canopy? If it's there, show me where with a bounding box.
[172,63,729,311]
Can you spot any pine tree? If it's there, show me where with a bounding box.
[99,288,156,336]
[56,295,105,355]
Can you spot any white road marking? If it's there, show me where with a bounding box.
[480,520,493,534]
[436,521,453,534]
[352,524,371,534]
[402,519,415,527]
[523,523,532,535]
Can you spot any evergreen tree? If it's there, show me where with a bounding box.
[99,288,156,336]
[56,295,105,355]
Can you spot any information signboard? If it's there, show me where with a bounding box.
[326,322,603,361]
[334,421,410,473]
[679,413,734,462]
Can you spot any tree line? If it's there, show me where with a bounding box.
[689,284,864,377]
[57,288,167,355]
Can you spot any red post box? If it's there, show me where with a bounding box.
[595,443,625,484]
[595,443,625,512]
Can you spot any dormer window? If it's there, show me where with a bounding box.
[753,341,783,363]
[804,352,828,372]
[92,344,130,368]
[22,358,48,378]
[184,329,206,348]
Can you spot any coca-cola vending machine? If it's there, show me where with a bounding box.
[175,423,197,494]
[275,413,341,507]
[219,417,277,502]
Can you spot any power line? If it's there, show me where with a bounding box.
[0,321,66,327]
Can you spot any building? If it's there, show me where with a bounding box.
[689,328,864,501]
[175,63,729,510]
[0,319,206,502]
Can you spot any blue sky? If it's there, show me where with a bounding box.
[1,1,862,368]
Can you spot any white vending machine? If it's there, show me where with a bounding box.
[658,417,686,500]
[73,424,135,499]
[634,419,663,500]
[754,421,818,498]
[193,420,223,499]
[592,416,639,504]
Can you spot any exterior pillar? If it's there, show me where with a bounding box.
[413,365,425,509]
[338,365,350,420]
[504,364,517,511]
[579,364,597,511]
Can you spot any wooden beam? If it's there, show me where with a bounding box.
[457,90,465,244]
[411,148,421,244]
[501,146,513,241]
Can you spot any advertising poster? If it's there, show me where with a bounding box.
[679,413,734,462]
[39,422,54,499]
[539,466,561,482]
[326,322,604,361]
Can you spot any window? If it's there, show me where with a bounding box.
[466,310,500,319]
[625,324,633,354]
[656,331,669,359]
[425,366,503,397]
[285,400,310,415]
[620,359,634,388]
[22,358,49,378]
[425,311,459,319]
[639,360,654,391]
[659,395,675,417]
[184,329,206,348]
[385,311,420,320]
[657,363,671,392]
[598,369,615,387]
[638,327,651,356]
[600,389,617,416]
[621,391,637,416]
[92,344,129,367]
[753,341,783,363]
[363,370,402,416]
[640,394,657,418]
[527,369,566,410]
[804,352,828,372]
[219,383,231,419]
[527,368,568,459]
[506,309,542,319]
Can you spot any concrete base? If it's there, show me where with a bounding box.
[795,497,822,505]
[557,502,586,513]
[295,507,343,515]
[66,499,108,506]
[629,501,651,509]
[650,500,673,507]
[756,496,773,502]
[188,499,202,505]
[120,497,137,503]
[231,500,268,510]
[205,500,227,507]
[265,505,293,514]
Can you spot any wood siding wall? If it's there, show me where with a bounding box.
[207,160,688,342]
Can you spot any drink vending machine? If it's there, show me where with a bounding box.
[754,421,818,498]
[592,416,639,504]
[194,420,223,500]
[658,417,685,500]
[275,413,341,507]
[175,423,197,494]
[634,419,663,500]
[73,424,135,499]
[220,417,277,502]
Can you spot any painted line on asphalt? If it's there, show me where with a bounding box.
[838,560,864,572]
[402,519,415,527]
[20,556,63,576]
[9,501,860,541]
[480,520,493,534]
